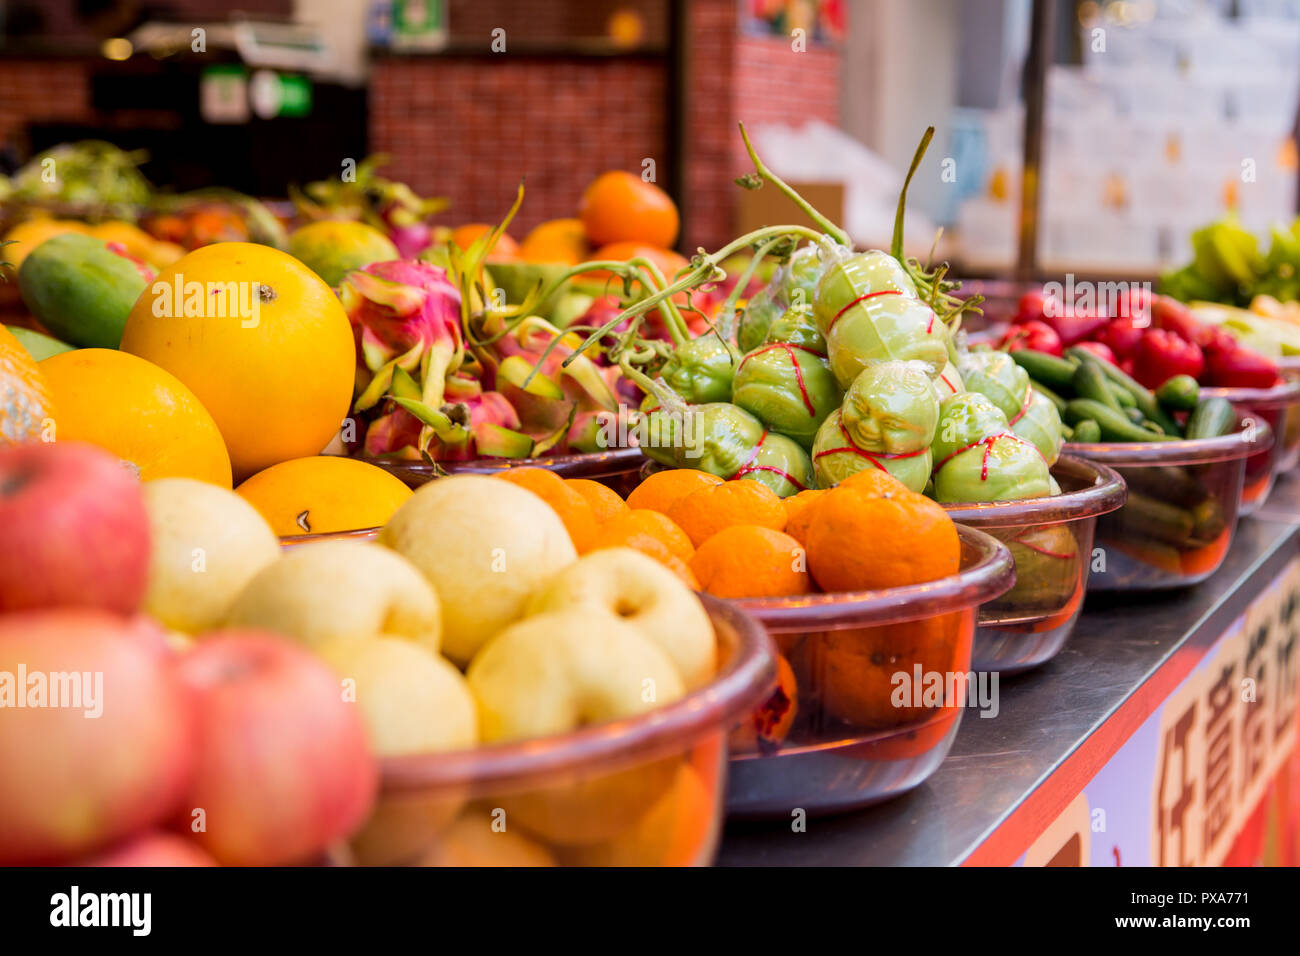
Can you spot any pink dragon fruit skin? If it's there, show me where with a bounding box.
[341,259,462,409]
[364,375,523,461]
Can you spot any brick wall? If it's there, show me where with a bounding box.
[0,60,92,155]
[682,4,842,251]
[370,55,667,235]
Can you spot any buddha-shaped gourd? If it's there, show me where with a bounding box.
[810,361,939,493]
[659,334,737,405]
[956,349,1031,422]
[1009,387,1065,467]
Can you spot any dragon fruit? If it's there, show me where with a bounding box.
[342,259,463,412]
[364,371,531,460]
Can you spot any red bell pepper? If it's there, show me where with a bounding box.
[1203,344,1281,389]
[1013,289,1056,325]
[1097,315,1145,359]
[1041,304,1108,348]
[1151,295,1212,347]
[1131,328,1205,389]
[1072,340,1117,366]
[998,319,1063,356]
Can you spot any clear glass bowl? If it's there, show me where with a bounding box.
[1202,380,1300,502]
[721,526,1015,819]
[352,447,647,497]
[1065,417,1270,591]
[941,455,1126,674]
[350,594,774,866]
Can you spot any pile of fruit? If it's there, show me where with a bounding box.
[0,435,731,865]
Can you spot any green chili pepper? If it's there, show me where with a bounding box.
[839,360,939,454]
[811,409,932,492]
[660,335,738,404]
[957,349,1032,421]
[731,342,841,449]
[1009,387,1066,466]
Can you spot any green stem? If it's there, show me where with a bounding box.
[892,126,934,261]
[716,236,786,339]
[738,122,851,246]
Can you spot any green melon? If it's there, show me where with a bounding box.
[17,233,152,349]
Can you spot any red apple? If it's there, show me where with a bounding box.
[78,830,217,867]
[0,610,196,864]
[175,632,378,866]
[0,441,151,614]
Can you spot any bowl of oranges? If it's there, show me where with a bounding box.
[614,467,1015,818]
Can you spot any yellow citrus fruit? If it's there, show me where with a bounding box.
[0,325,54,446]
[119,242,355,481]
[3,219,90,269]
[235,455,412,536]
[39,348,232,485]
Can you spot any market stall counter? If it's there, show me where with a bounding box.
[718,512,1300,866]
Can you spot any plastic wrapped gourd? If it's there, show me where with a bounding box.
[660,335,738,404]
[1009,387,1065,467]
[811,409,932,492]
[839,360,939,454]
[956,349,1031,422]
[731,343,841,449]
[932,432,1052,503]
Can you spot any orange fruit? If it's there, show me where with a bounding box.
[39,348,232,485]
[119,242,355,482]
[0,325,54,446]
[579,171,680,248]
[625,468,723,515]
[565,478,628,524]
[592,509,694,564]
[495,467,598,553]
[660,552,701,591]
[666,480,787,548]
[235,455,413,536]
[518,218,590,265]
[839,468,908,496]
[450,224,519,262]
[689,525,811,599]
[782,489,828,547]
[805,486,960,592]
[585,242,689,288]
[730,653,798,753]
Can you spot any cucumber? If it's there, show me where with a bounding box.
[1011,349,1078,391]
[1064,346,1182,437]
[1125,406,1145,426]
[1071,419,1101,443]
[1156,374,1200,412]
[1065,398,1176,442]
[1072,361,1122,412]
[1122,492,1198,548]
[1110,384,1137,408]
[1184,396,1236,440]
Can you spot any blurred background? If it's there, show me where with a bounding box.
[1,0,1297,281]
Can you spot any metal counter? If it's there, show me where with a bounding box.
[718,483,1300,866]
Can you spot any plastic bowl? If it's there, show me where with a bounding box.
[354,594,774,866]
[1202,380,1300,498]
[352,447,646,496]
[1065,417,1270,591]
[721,525,1015,819]
[941,455,1126,674]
